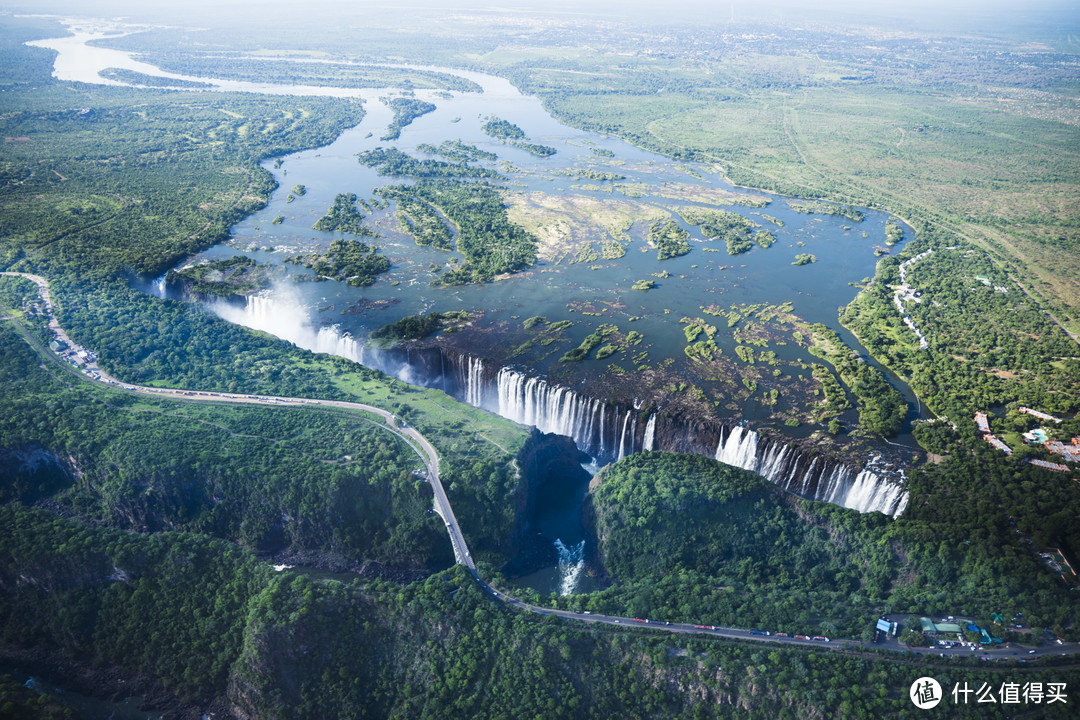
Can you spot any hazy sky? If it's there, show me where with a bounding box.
[7,0,1079,35]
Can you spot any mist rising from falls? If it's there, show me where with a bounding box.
[204,295,907,517]
[210,294,423,384]
[151,275,167,299]
[554,538,586,596]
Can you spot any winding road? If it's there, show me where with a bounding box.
[3,271,1076,664]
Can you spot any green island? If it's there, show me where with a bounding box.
[312,192,376,236]
[165,255,274,298]
[1,6,1078,720]
[649,218,692,260]
[380,97,437,141]
[285,238,391,286]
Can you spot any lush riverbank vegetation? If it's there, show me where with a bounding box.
[574,452,1080,641]
[4,505,1077,719]
[285,237,391,286]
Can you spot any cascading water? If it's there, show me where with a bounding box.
[554,538,586,596]
[617,410,632,460]
[464,356,485,408]
[204,297,910,517]
[496,367,614,455]
[642,414,656,451]
[713,423,908,517]
[151,275,166,299]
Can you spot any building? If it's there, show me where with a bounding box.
[985,435,1012,454]
[1027,458,1069,472]
[1019,407,1062,424]
[975,412,990,434]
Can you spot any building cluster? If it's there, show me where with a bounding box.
[892,250,933,350]
[1044,439,1080,463]
[1027,458,1071,473]
[1019,406,1062,424]
[975,411,1013,454]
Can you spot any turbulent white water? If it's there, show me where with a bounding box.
[713,424,908,516]
[642,414,656,451]
[554,538,586,596]
[213,294,366,363]
[151,275,166,299]
[496,368,605,455]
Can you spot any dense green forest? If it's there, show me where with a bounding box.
[842,229,1080,423]
[286,237,391,286]
[2,10,1079,718]
[381,97,437,141]
[311,193,377,236]
[3,505,1077,719]
[574,452,1080,641]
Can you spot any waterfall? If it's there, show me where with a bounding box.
[714,425,759,471]
[203,302,911,518]
[464,356,485,407]
[617,410,632,460]
[712,423,908,517]
[495,367,613,455]
[211,294,375,372]
[151,275,166,299]
[642,414,656,451]
[554,538,586,596]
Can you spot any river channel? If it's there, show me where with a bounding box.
[33,19,921,595]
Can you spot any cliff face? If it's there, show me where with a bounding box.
[505,429,590,574]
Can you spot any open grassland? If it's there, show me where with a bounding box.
[495,42,1080,333]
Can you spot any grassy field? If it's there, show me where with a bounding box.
[487,39,1080,334]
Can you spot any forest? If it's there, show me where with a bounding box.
[1,8,1078,719]
[572,451,1080,641]
[286,237,391,286]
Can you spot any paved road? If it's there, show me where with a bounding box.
[0,272,476,569]
[4,272,1076,662]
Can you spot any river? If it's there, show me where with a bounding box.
[31,18,920,594]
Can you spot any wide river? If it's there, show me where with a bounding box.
[31,18,921,594]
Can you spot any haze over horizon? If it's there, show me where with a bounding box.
[7,0,1080,38]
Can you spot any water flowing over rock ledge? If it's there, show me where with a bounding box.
[212,294,907,517]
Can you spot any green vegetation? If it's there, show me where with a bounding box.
[790,201,864,222]
[806,324,906,437]
[165,255,274,297]
[376,180,537,284]
[417,139,498,162]
[522,315,546,329]
[371,311,472,341]
[481,116,526,140]
[559,326,615,362]
[481,116,556,157]
[381,97,436,141]
[810,363,852,423]
[754,229,776,248]
[514,141,558,158]
[649,218,691,260]
[885,219,903,245]
[387,192,456,250]
[843,237,1080,421]
[678,207,763,255]
[358,146,501,179]
[631,279,654,291]
[792,253,816,265]
[285,238,391,286]
[579,451,1080,641]
[99,67,213,89]
[312,193,376,236]
[292,184,307,196]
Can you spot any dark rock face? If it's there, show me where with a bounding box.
[396,347,909,516]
